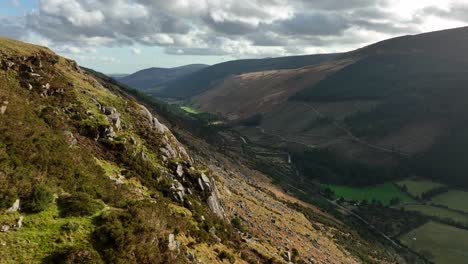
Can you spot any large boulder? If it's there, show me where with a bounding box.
[7,199,20,212]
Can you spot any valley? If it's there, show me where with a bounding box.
[1,5,468,262]
[137,26,468,264]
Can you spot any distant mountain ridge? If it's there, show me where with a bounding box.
[159,53,339,98]
[118,64,208,95]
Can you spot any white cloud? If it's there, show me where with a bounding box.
[132,48,141,55]
[1,0,465,59]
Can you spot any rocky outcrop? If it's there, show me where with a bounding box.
[7,199,20,212]
[168,233,180,252]
[207,194,224,219]
[138,104,191,163]
[171,180,186,202]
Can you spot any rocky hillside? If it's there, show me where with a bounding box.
[0,38,405,263]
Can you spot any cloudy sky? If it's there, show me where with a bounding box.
[0,0,466,73]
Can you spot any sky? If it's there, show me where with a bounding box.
[0,0,466,74]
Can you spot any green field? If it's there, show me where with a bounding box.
[180,106,200,114]
[396,178,445,198]
[432,190,468,213]
[325,183,414,205]
[402,204,468,225]
[400,221,468,264]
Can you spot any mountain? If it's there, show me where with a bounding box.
[118,64,208,95]
[184,26,468,188]
[159,54,338,98]
[0,38,408,263]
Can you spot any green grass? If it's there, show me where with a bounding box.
[180,106,200,114]
[0,202,104,263]
[432,190,468,213]
[400,221,468,264]
[401,204,468,225]
[396,178,445,198]
[325,183,414,205]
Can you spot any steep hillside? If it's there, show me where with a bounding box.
[0,38,405,263]
[118,64,208,95]
[181,26,468,188]
[192,58,352,120]
[290,26,468,187]
[160,54,338,98]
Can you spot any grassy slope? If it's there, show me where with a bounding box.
[0,38,242,263]
[396,179,445,198]
[400,221,468,264]
[0,202,102,263]
[401,204,468,225]
[0,37,402,264]
[325,183,413,205]
[432,191,468,213]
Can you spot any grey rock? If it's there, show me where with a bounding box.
[171,180,185,202]
[102,106,117,115]
[153,117,168,133]
[108,112,121,131]
[7,199,20,212]
[168,234,180,252]
[29,73,41,78]
[0,225,9,233]
[207,195,224,218]
[197,178,205,192]
[5,61,14,69]
[103,126,115,139]
[139,105,153,121]
[199,173,211,192]
[140,151,148,161]
[0,105,7,115]
[176,164,184,177]
[16,216,24,229]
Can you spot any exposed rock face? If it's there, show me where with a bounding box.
[207,194,224,219]
[199,173,211,192]
[7,199,20,212]
[168,234,180,252]
[196,173,224,218]
[171,180,186,202]
[152,117,168,133]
